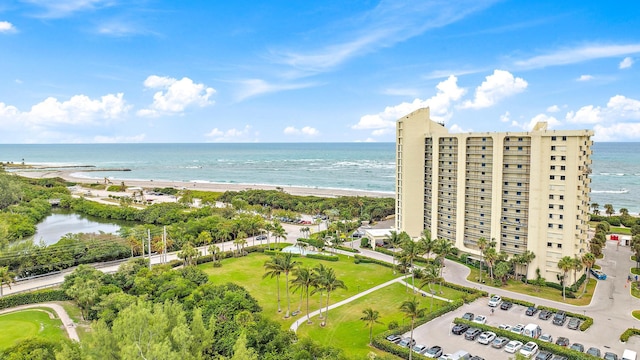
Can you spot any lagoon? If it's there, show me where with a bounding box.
[32,212,122,246]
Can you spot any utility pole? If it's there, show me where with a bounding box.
[163,226,167,264]
[147,229,152,270]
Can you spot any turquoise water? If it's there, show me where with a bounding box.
[1,142,639,213]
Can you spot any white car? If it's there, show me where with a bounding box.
[498,324,511,331]
[539,333,553,343]
[504,340,523,353]
[477,331,496,345]
[519,341,539,358]
[510,323,525,334]
[412,344,427,354]
[488,295,502,307]
[472,315,487,324]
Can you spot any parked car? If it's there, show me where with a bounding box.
[591,268,607,280]
[477,331,496,345]
[604,352,619,360]
[553,311,567,326]
[570,343,584,352]
[551,356,568,360]
[526,306,539,316]
[567,317,581,330]
[519,342,539,358]
[538,310,553,320]
[469,356,485,360]
[412,344,428,354]
[452,323,470,335]
[398,337,416,348]
[504,340,523,354]
[500,301,513,310]
[488,295,502,307]
[535,351,553,360]
[385,334,402,343]
[423,345,443,358]
[498,324,511,331]
[472,315,487,324]
[491,337,509,349]
[510,324,525,334]
[256,234,268,240]
[462,312,475,321]
[587,347,602,357]
[464,327,482,341]
[539,333,553,343]
[555,337,570,347]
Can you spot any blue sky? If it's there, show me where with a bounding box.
[1,0,639,143]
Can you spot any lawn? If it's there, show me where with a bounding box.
[296,282,451,359]
[465,267,597,306]
[632,282,640,299]
[633,310,640,321]
[0,309,66,350]
[200,252,400,327]
[58,301,90,341]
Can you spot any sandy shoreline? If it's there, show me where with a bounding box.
[14,169,394,199]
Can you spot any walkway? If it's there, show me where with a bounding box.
[0,302,80,341]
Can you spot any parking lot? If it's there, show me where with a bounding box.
[405,298,629,359]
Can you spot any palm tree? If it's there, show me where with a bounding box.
[263,255,284,313]
[208,244,220,266]
[418,229,435,260]
[494,261,511,285]
[399,298,426,360]
[590,202,600,215]
[264,222,274,250]
[384,230,407,273]
[0,266,15,297]
[178,242,199,266]
[280,253,301,318]
[273,223,287,248]
[433,238,454,273]
[521,250,536,283]
[572,256,583,285]
[418,264,441,311]
[476,237,488,283]
[399,237,422,292]
[300,226,310,239]
[558,256,573,300]
[620,208,630,216]
[484,247,498,280]
[291,266,313,323]
[321,267,347,326]
[360,308,382,345]
[311,263,328,319]
[604,203,615,217]
[580,252,596,297]
[197,230,213,256]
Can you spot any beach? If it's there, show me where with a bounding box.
[15,168,394,199]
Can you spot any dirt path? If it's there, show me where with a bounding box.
[0,302,80,341]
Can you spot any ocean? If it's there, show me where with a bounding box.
[1,142,638,213]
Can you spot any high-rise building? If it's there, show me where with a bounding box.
[396,108,593,282]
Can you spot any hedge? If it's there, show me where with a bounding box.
[441,281,488,297]
[620,328,640,342]
[0,289,71,311]
[534,305,593,331]
[373,300,464,359]
[334,245,359,253]
[353,255,394,269]
[453,318,599,360]
[500,296,535,308]
[305,253,339,262]
[374,247,429,265]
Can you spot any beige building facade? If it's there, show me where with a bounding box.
[396,108,593,282]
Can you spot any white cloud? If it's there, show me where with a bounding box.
[22,93,129,127]
[449,124,472,133]
[500,111,510,122]
[371,128,391,136]
[353,75,466,131]
[547,105,560,113]
[565,105,602,124]
[24,0,114,18]
[283,126,320,136]
[205,125,254,142]
[137,75,215,117]
[0,21,16,33]
[619,56,634,69]
[577,74,593,81]
[0,102,19,117]
[512,113,560,131]
[235,79,314,101]
[564,95,640,135]
[461,70,527,109]
[514,44,640,69]
[93,134,146,143]
[607,95,640,118]
[593,123,640,141]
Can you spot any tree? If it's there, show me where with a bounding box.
[484,247,498,280]
[476,237,488,283]
[418,229,435,259]
[494,261,511,285]
[521,250,536,283]
[418,264,441,311]
[557,256,573,300]
[263,255,284,313]
[0,266,16,297]
[311,263,328,320]
[230,331,258,360]
[433,238,455,274]
[280,253,301,318]
[384,230,407,272]
[360,308,382,345]
[264,222,274,250]
[178,242,199,266]
[571,256,583,285]
[321,267,347,326]
[291,266,314,323]
[620,208,630,216]
[197,231,213,255]
[300,226,311,239]
[604,203,614,217]
[208,244,220,266]
[580,252,596,297]
[398,236,422,292]
[272,222,287,247]
[399,298,426,360]
[590,203,600,215]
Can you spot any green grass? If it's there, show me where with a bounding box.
[58,301,90,341]
[631,267,640,275]
[633,310,640,321]
[296,282,449,359]
[632,282,640,299]
[0,309,66,349]
[466,267,596,306]
[610,226,632,235]
[200,252,400,327]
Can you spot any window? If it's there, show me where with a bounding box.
[551,136,557,141]
[561,165,566,170]
[559,214,563,220]
[549,204,554,209]
[505,146,510,150]
[518,137,523,141]
[559,195,564,200]
[517,182,522,186]
[557,243,563,249]
[518,146,523,151]
[547,242,552,247]
[516,192,522,196]
[551,165,556,170]
[516,200,521,204]
[560,176,566,180]
[551,156,556,160]
[517,164,523,169]
[549,195,554,199]
[504,164,509,168]
[558,224,563,229]
[561,156,566,160]
[549,214,553,219]
[548,223,553,228]
[482,146,486,150]
[551,146,556,151]
[559,205,564,210]
[504,191,508,194]
[562,136,567,141]
[550,175,555,180]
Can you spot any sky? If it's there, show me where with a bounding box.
[1,0,640,143]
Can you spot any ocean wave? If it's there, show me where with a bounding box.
[598,172,626,176]
[592,189,629,194]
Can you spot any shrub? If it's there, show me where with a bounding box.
[305,253,339,262]
[0,289,70,310]
[387,320,398,330]
[353,255,393,268]
[335,245,359,253]
[360,237,371,248]
[620,328,640,342]
[501,296,535,308]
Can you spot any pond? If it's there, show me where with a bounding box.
[32,211,124,246]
